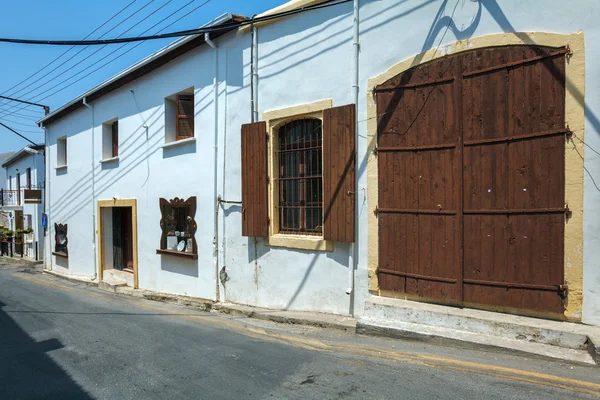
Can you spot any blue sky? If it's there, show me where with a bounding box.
[0,0,286,153]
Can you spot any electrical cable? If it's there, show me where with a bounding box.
[4,0,210,116]
[0,0,199,119]
[0,0,351,46]
[0,0,168,116]
[0,0,154,109]
[0,0,138,104]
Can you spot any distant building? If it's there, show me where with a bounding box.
[1,144,45,260]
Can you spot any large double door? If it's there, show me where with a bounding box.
[376,45,569,316]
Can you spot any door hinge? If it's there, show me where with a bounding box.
[558,284,569,300]
[374,206,379,216]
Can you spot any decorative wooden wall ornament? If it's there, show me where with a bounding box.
[158,196,198,258]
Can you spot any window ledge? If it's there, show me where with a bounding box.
[156,249,198,260]
[100,156,119,164]
[265,234,333,252]
[52,251,68,258]
[161,137,196,149]
[55,165,68,170]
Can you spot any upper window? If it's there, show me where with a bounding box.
[26,168,31,190]
[102,119,118,161]
[277,119,323,235]
[176,94,194,140]
[165,90,194,144]
[57,136,67,167]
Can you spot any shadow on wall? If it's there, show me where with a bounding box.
[160,255,199,278]
[55,255,68,269]
[0,299,92,398]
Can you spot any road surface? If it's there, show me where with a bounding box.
[1,262,599,399]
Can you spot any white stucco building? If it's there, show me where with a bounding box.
[1,144,45,260]
[38,0,600,327]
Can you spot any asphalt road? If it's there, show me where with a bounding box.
[1,262,599,400]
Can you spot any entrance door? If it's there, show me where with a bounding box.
[375,45,569,316]
[112,207,133,271]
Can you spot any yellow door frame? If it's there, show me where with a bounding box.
[97,198,139,288]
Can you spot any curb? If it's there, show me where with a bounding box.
[43,269,99,287]
[214,303,357,331]
[356,321,598,367]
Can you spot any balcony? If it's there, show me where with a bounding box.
[0,189,21,207]
[0,189,42,207]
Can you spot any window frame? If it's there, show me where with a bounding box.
[57,136,67,168]
[262,99,334,252]
[26,168,31,190]
[156,196,198,259]
[175,94,194,141]
[276,118,323,236]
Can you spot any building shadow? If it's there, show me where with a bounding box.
[0,299,92,399]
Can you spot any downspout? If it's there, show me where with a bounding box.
[250,16,259,282]
[347,0,359,316]
[83,97,97,281]
[43,125,52,270]
[206,32,220,302]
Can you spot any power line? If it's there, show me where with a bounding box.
[0,0,349,119]
[0,0,351,46]
[0,122,37,146]
[0,0,163,116]
[3,0,211,115]
[0,1,138,105]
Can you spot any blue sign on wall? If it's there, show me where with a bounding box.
[42,213,47,229]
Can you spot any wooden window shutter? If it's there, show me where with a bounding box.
[241,121,269,237]
[112,121,119,157]
[323,104,356,242]
[176,94,194,140]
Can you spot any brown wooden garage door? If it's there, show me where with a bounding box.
[375,45,569,316]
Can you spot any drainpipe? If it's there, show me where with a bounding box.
[206,32,220,302]
[347,0,359,316]
[82,97,97,281]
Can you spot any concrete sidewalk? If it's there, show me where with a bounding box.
[43,267,598,367]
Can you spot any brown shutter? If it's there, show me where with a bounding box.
[112,121,119,157]
[176,94,194,139]
[241,121,269,237]
[323,104,356,242]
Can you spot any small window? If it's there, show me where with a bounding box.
[112,121,118,157]
[176,94,194,140]
[277,119,323,235]
[157,197,197,259]
[165,90,194,143]
[102,119,118,160]
[54,223,68,257]
[26,168,31,190]
[57,136,67,167]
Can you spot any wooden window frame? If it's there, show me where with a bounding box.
[111,121,119,157]
[157,196,198,259]
[277,118,323,236]
[175,94,194,141]
[53,223,68,257]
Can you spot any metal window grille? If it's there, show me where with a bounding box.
[277,119,323,235]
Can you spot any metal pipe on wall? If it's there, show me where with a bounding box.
[347,0,359,316]
[83,97,97,280]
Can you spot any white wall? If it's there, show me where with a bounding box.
[44,0,600,323]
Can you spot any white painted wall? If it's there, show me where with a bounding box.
[43,0,600,324]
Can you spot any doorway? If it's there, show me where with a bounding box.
[97,199,138,288]
[375,45,569,318]
[112,207,134,272]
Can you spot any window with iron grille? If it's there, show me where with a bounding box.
[277,118,323,235]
